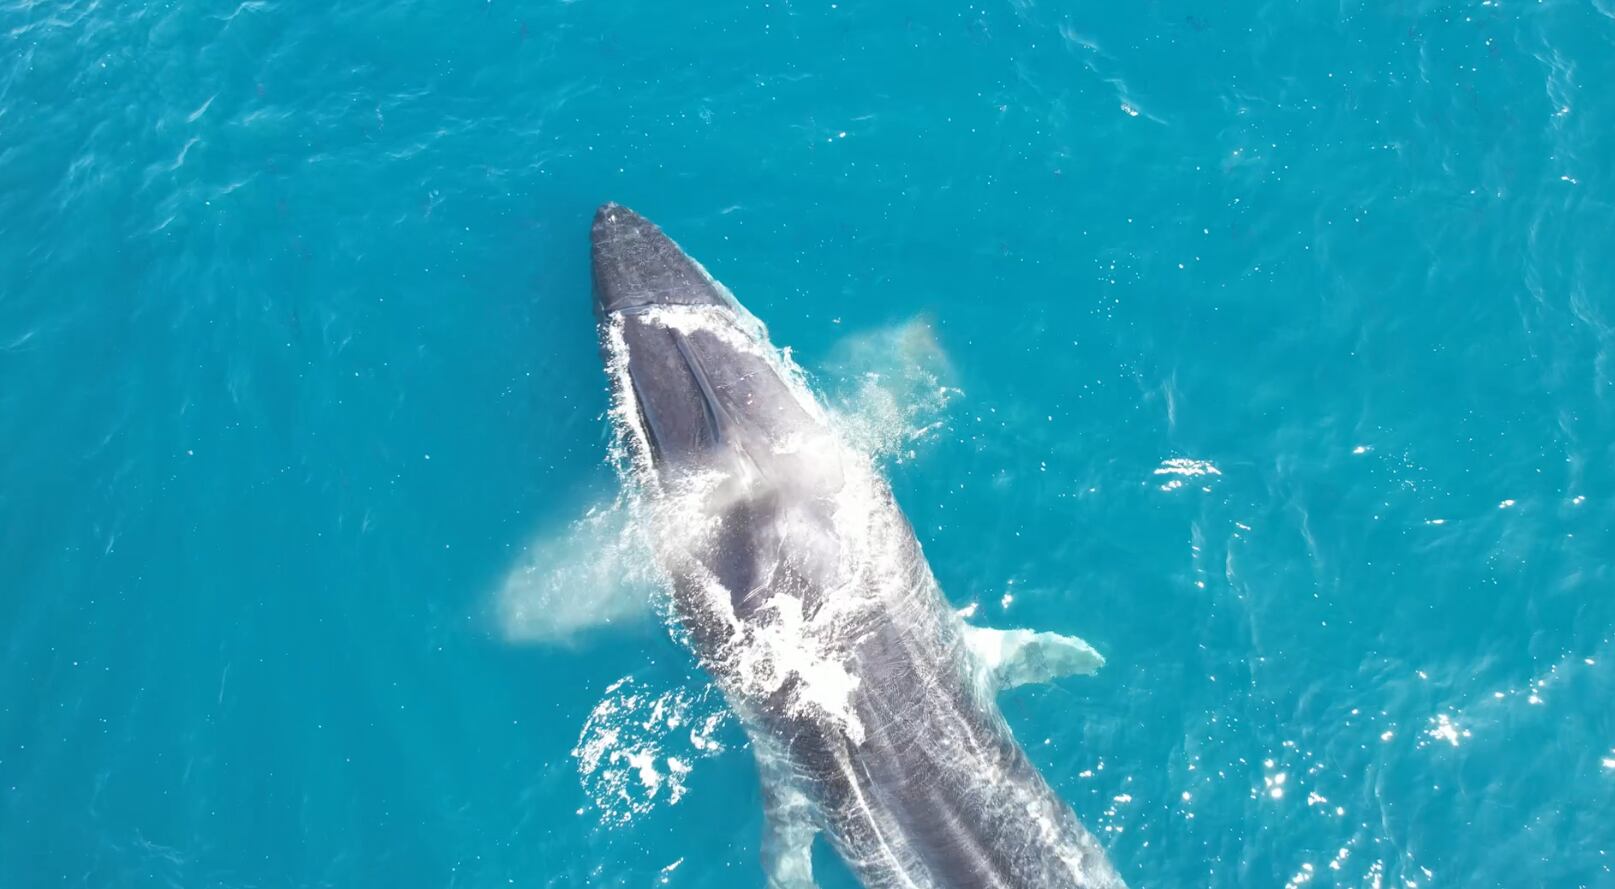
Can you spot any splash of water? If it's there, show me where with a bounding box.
[571,674,731,826]
[819,315,961,462]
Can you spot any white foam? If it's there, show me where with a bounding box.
[571,675,730,825]
[1154,457,1221,477]
[1153,457,1221,491]
[728,593,868,744]
[1423,713,1470,748]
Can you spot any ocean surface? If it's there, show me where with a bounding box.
[3,1,1614,887]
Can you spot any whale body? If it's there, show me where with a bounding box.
[590,203,1127,889]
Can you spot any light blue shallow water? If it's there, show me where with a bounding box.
[3,1,1614,887]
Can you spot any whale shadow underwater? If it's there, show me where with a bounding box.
[589,203,1128,889]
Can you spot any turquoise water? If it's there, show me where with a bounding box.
[4,0,1615,886]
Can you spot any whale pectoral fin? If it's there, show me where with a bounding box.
[963,625,1106,690]
[759,780,819,889]
[496,491,662,646]
[762,814,818,889]
[755,750,819,889]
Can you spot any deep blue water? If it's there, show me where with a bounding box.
[4,1,1615,887]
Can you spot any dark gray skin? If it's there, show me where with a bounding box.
[591,203,1127,889]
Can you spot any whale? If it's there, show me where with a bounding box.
[590,202,1128,889]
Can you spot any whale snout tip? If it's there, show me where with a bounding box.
[590,203,735,318]
[591,202,651,317]
[592,201,641,234]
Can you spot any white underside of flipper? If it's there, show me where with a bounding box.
[963,625,1106,690]
[756,743,821,889]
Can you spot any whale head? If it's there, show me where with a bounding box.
[590,203,838,491]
